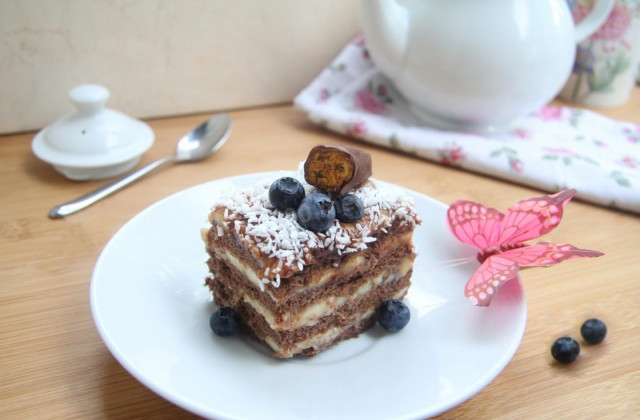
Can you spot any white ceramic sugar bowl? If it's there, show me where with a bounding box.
[32,84,154,181]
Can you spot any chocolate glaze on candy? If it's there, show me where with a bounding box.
[304,144,372,199]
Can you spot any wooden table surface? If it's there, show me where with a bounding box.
[2,89,639,419]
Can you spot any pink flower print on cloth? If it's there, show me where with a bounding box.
[621,155,639,169]
[345,119,368,138]
[355,86,388,115]
[438,143,467,166]
[535,106,565,122]
[353,79,395,115]
[490,147,525,173]
[624,125,640,143]
[318,88,331,103]
[510,128,532,139]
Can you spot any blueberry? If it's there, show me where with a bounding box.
[335,194,365,223]
[551,336,580,363]
[210,307,239,337]
[269,177,305,211]
[378,299,410,332]
[296,192,336,232]
[581,318,607,344]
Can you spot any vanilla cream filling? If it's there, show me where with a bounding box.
[212,244,390,301]
[313,254,367,286]
[262,285,409,357]
[263,307,376,357]
[242,257,413,330]
[219,249,277,300]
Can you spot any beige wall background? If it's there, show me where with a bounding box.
[0,0,360,134]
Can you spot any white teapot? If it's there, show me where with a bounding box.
[361,0,614,132]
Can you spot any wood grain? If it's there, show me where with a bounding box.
[1,89,639,419]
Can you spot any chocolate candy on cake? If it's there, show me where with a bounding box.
[304,144,372,200]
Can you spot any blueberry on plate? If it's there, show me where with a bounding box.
[551,336,580,363]
[378,299,410,332]
[335,194,365,223]
[210,307,239,337]
[296,192,336,232]
[269,177,305,211]
[581,318,607,344]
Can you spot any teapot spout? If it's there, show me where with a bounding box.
[360,0,408,81]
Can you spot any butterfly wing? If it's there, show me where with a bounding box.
[502,242,604,267]
[447,200,504,249]
[465,241,603,306]
[465,255,519,306]
[496,189,577,245]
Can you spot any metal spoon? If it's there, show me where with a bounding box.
[49,113,232,219]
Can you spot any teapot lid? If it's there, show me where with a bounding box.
[32,84,154,168]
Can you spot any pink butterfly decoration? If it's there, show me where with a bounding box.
[446,189,603,306]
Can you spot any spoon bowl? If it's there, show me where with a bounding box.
[175,113,232,162]
[49,113,232,218]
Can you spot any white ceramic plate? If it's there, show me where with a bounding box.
[91,172,526,420]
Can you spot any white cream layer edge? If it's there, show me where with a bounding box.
[220,248,414,330]
[263,287,408,358]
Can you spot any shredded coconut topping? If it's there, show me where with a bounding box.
[208,171,418,287]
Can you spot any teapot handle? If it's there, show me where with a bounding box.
[574,0,615,43]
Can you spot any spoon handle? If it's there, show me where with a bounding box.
[49,156,175,219]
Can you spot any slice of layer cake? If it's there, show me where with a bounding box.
[202,147,419,358]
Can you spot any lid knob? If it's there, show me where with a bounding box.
[68,84,110,115]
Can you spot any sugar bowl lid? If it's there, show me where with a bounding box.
[32,84,154,177]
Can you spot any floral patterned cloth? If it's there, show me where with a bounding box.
[294,36,640,214]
